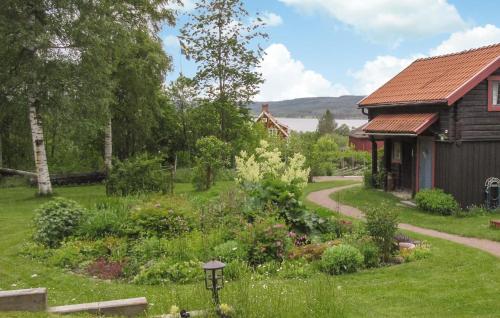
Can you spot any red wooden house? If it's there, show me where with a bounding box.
[359,43,500,207]
[255,104,290,138]
[349,124,384,152]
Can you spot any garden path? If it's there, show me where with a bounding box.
[307,183,500,258]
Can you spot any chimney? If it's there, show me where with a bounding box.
[261,104,269,113]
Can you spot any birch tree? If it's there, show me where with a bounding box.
[0,0,178,194]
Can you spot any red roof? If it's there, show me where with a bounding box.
[363,113,438,135]
[359,43,500,107]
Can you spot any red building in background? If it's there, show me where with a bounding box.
[349,124,384,152]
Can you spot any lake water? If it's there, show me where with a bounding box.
[276,118,367,133]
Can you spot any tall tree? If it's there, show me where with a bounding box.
[179,0,267,141]
[0,0,178,194]
[317,110,337,135]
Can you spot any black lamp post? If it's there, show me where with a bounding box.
[203,260,226,305]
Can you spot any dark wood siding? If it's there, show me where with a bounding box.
[456,68,500,141]
[435,141,500,207]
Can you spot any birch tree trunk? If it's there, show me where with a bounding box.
[104,117,112,173]
[29,104,52,195]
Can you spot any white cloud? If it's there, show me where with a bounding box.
[257,44,349,101]
[260,12,283,27]
[350,55,417,95]
[351,24,500,95]
[163,35,180,48]
[279,0,466,44]
[430,24,500,55]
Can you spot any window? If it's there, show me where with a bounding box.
[269,127,278,136]
[488,76,500,111]
[392,142,402,163]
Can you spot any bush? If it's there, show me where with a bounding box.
[320,244,363,275]
[127,207,192,238]
[192,136,229,191]
[363,170,374,188]
[33,198,86,248]
[173,167,193,183]
[365,206,398,262]
[224,259,251,281]
[241,218,292,266]
[212,240,247,263]
[133,259,203,285]
[359,242,380,268]
[277,260,315,279]
[106,154,171,196]
[415,189,459,215]
[86,258,124,280]
[78,207,128,239]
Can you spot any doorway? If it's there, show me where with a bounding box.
[418,138,434,190]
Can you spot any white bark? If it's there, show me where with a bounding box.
[104,117,112,172]
[29,104,52,195]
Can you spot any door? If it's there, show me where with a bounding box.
[418,138,434,190]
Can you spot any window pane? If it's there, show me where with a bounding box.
[493,81,500,106]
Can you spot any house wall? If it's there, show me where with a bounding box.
[348,137,383,152]
[453,68,500,141]
[435,141,500,208]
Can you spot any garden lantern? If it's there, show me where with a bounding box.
[203,260,225,305]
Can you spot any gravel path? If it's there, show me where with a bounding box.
[307,183,500,258]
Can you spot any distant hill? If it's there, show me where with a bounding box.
[248,96,366,119]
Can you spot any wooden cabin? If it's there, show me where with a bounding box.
[359,43,500,207]
[255,104,290,138]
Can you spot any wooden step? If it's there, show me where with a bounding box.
[48,297,148,317]
[0,288,47,312]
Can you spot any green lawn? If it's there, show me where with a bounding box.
[0,183,499,317]
[334,186,500,242]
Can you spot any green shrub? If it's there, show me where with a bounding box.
[106,154,171,196]
[415,188,459,216]
[48,242,84,268]
[130,237,168,263]
[173,167,193,183]
[212,240,247,263]
[78,208,127,239]
[127,207,192,238]
[133,259,203,285]
[320,244,363,275]
[277,260,315,279]
[192,136,229,191]
[224,259,251,281]
[365,206,398,262]
[241,218,292,266]
[33,198,86,248]
[358,242,380,268]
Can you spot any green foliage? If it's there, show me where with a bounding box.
[363,170,374,188]
[224,259,251,281]
[241,218,292,266]
[127,207,192,239]
[0,176,29,188]
[277,260,315,279]
[106,154,171,196]
[133,259,203,285]
[317,110,337,135]
[212,240,247,263]
[358,242,380,268]
[320,244,363,275]
[192,136,229,191]
[365,206,398,262]
[33,198,86,248]
[78,206,128,239]
[415,189,459,216]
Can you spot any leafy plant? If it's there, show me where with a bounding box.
[320,244,363,275]
[192,136,229,191]
[241,218,292,266]
[415,189,459,216]
[33,198,86,248]
[106,154,170,196]
[86,258,125,280]
[133,259,203,285]
[127,207,192,238]
[365,206,398,262]
[277,260,315,279]
[358,242,380,268]
[212,240,247,263]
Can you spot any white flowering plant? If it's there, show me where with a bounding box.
[235,140,310,191]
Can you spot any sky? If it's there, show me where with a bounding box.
[160,0,500,101]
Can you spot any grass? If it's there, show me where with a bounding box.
[0,183,500,317]
[334,186,500,242]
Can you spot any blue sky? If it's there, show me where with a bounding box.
[161,0,500,101]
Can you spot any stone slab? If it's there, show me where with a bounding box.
[0,288,47,312]
[48,297,148,317]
